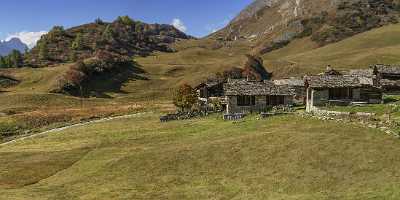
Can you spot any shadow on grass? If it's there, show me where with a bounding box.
[66,63,149,98]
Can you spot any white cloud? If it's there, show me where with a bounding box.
[171,18,187,32]
[6,31,48,48]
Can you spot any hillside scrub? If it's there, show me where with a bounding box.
[0,50,24,68]
[53,50,145,96]
[303,0,400,46]
[25,16,192,67]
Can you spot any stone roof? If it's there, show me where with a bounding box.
[305,75,374,89]
[379,79,400,88]
[349,69,374,77]
[194,81,223,89]
[273,78,304,87]
[373,64,400,75]
[224,79,294,96]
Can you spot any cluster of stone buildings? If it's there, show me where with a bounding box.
[196,64,400,114]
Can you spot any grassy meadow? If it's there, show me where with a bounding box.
[1,113,400,199]
[2,22,400,199]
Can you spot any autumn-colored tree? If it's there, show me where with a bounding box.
[173,84,197,112]
[64,63,87,107]
[101,25,114,42]
[71,33,84,50]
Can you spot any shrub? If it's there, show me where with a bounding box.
[173,84,197,112]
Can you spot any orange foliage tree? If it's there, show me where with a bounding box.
[173,84,197,112]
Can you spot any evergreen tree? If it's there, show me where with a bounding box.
[38,41,49,60]
[0,56,6,68]
[71,33,84,50]
[9,50,23,68]
[101,25,114,42]
[116,16,134,26]
[69,51,78,62]
[95,18,104,25]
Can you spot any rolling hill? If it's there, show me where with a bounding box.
[24,16,193,67]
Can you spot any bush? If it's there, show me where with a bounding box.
[54,50,135,95]
[173,84,197,112]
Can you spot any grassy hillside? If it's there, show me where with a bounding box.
[132,23,400,90]
[263,24,400,77]
[1,113,400,199]
[25,17,192,67]
[5,24,400,100]
[3,23,400,139]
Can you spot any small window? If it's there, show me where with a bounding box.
[267,95,285,106]
[237,96,255,106]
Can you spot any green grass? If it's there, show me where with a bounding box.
[1,113,400,199]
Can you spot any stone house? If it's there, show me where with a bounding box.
[304,75,382,112]
[224,79,295,114]
[274,78,305,105]
[372,64,400,93]
[194,81,224,100]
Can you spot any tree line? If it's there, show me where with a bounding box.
[0,50,24,68]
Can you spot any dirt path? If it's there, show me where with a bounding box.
[0,112,149,147]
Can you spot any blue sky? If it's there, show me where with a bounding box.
[0,0,253,47]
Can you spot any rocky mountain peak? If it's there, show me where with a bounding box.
[0,38,28,56]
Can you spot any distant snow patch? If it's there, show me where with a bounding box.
[6,31,47,48]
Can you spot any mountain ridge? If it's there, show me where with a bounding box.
[0,38,28,56]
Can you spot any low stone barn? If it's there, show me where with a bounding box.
[305,75,382,112]
[373,64,400,93]
[274,78,305,105]
[224,79,295,114]
[195,81,224,100]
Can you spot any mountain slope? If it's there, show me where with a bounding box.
[0,38,28,56]
[262,24,400,77]
[211,0,400,54]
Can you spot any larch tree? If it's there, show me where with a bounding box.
[173,84,197,112]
